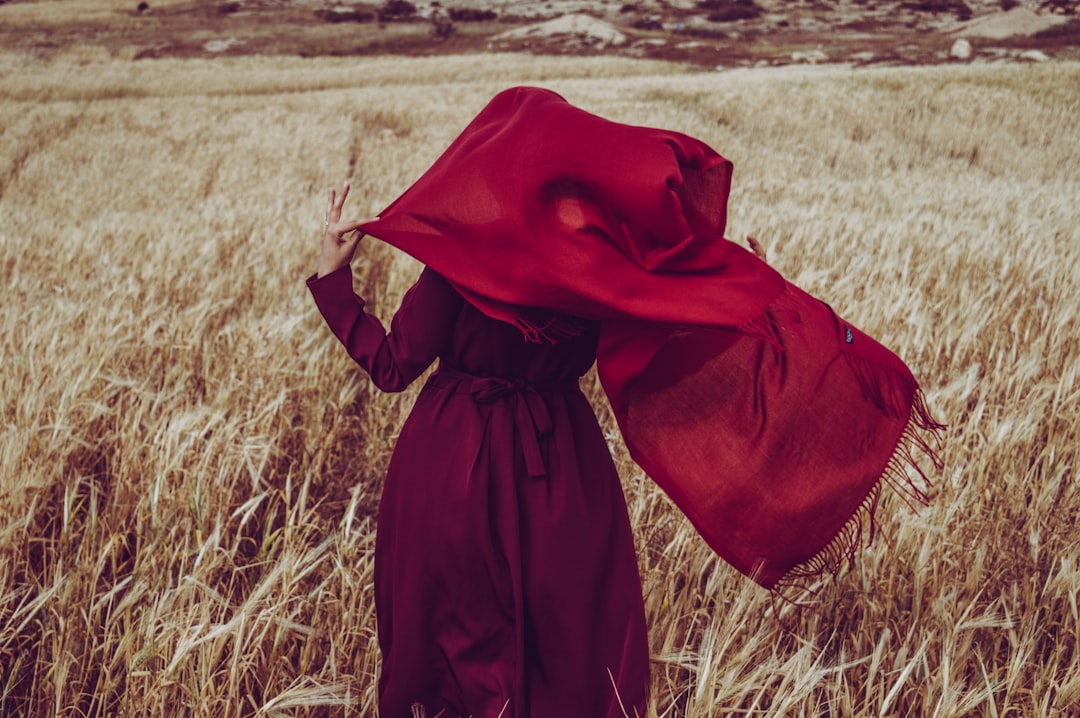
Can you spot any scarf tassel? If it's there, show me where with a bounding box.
[511,313,591,344]
[736,305,793,353]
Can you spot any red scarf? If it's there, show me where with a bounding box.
[361,87,944,591]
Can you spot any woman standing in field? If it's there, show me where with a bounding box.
[308,87,942,718]
[309,178,652,717]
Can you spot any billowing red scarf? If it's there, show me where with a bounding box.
[360,87,944,591]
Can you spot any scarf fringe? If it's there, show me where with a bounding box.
[737,306,791,353]
[511,312,590,344]
[772,378,945,602]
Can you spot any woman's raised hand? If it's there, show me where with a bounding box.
[746,236,767,263]
[317,182,375,278]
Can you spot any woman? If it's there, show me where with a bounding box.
[309,88,943,718]
[310,181,653,717]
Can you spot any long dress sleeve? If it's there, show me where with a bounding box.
[307,265,463,392]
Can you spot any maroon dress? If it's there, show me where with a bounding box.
[308,265,650,718]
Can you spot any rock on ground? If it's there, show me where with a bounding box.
[489,14,627,50]
[1019,49,1051,62]
[953,6,1068,39]
[950,37,972,59]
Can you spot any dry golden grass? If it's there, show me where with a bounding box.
[1,51,1078,716]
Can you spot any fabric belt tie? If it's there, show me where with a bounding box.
[438,368,576,478]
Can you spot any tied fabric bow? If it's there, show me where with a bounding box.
[442,368,574,479]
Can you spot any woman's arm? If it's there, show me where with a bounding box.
[307,266,462,392]
[308,182,462,392]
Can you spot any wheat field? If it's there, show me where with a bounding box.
[1,51,1078,716]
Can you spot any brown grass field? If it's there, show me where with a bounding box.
[1,49,1079,716]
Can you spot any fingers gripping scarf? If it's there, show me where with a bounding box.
[360,87,944,591]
